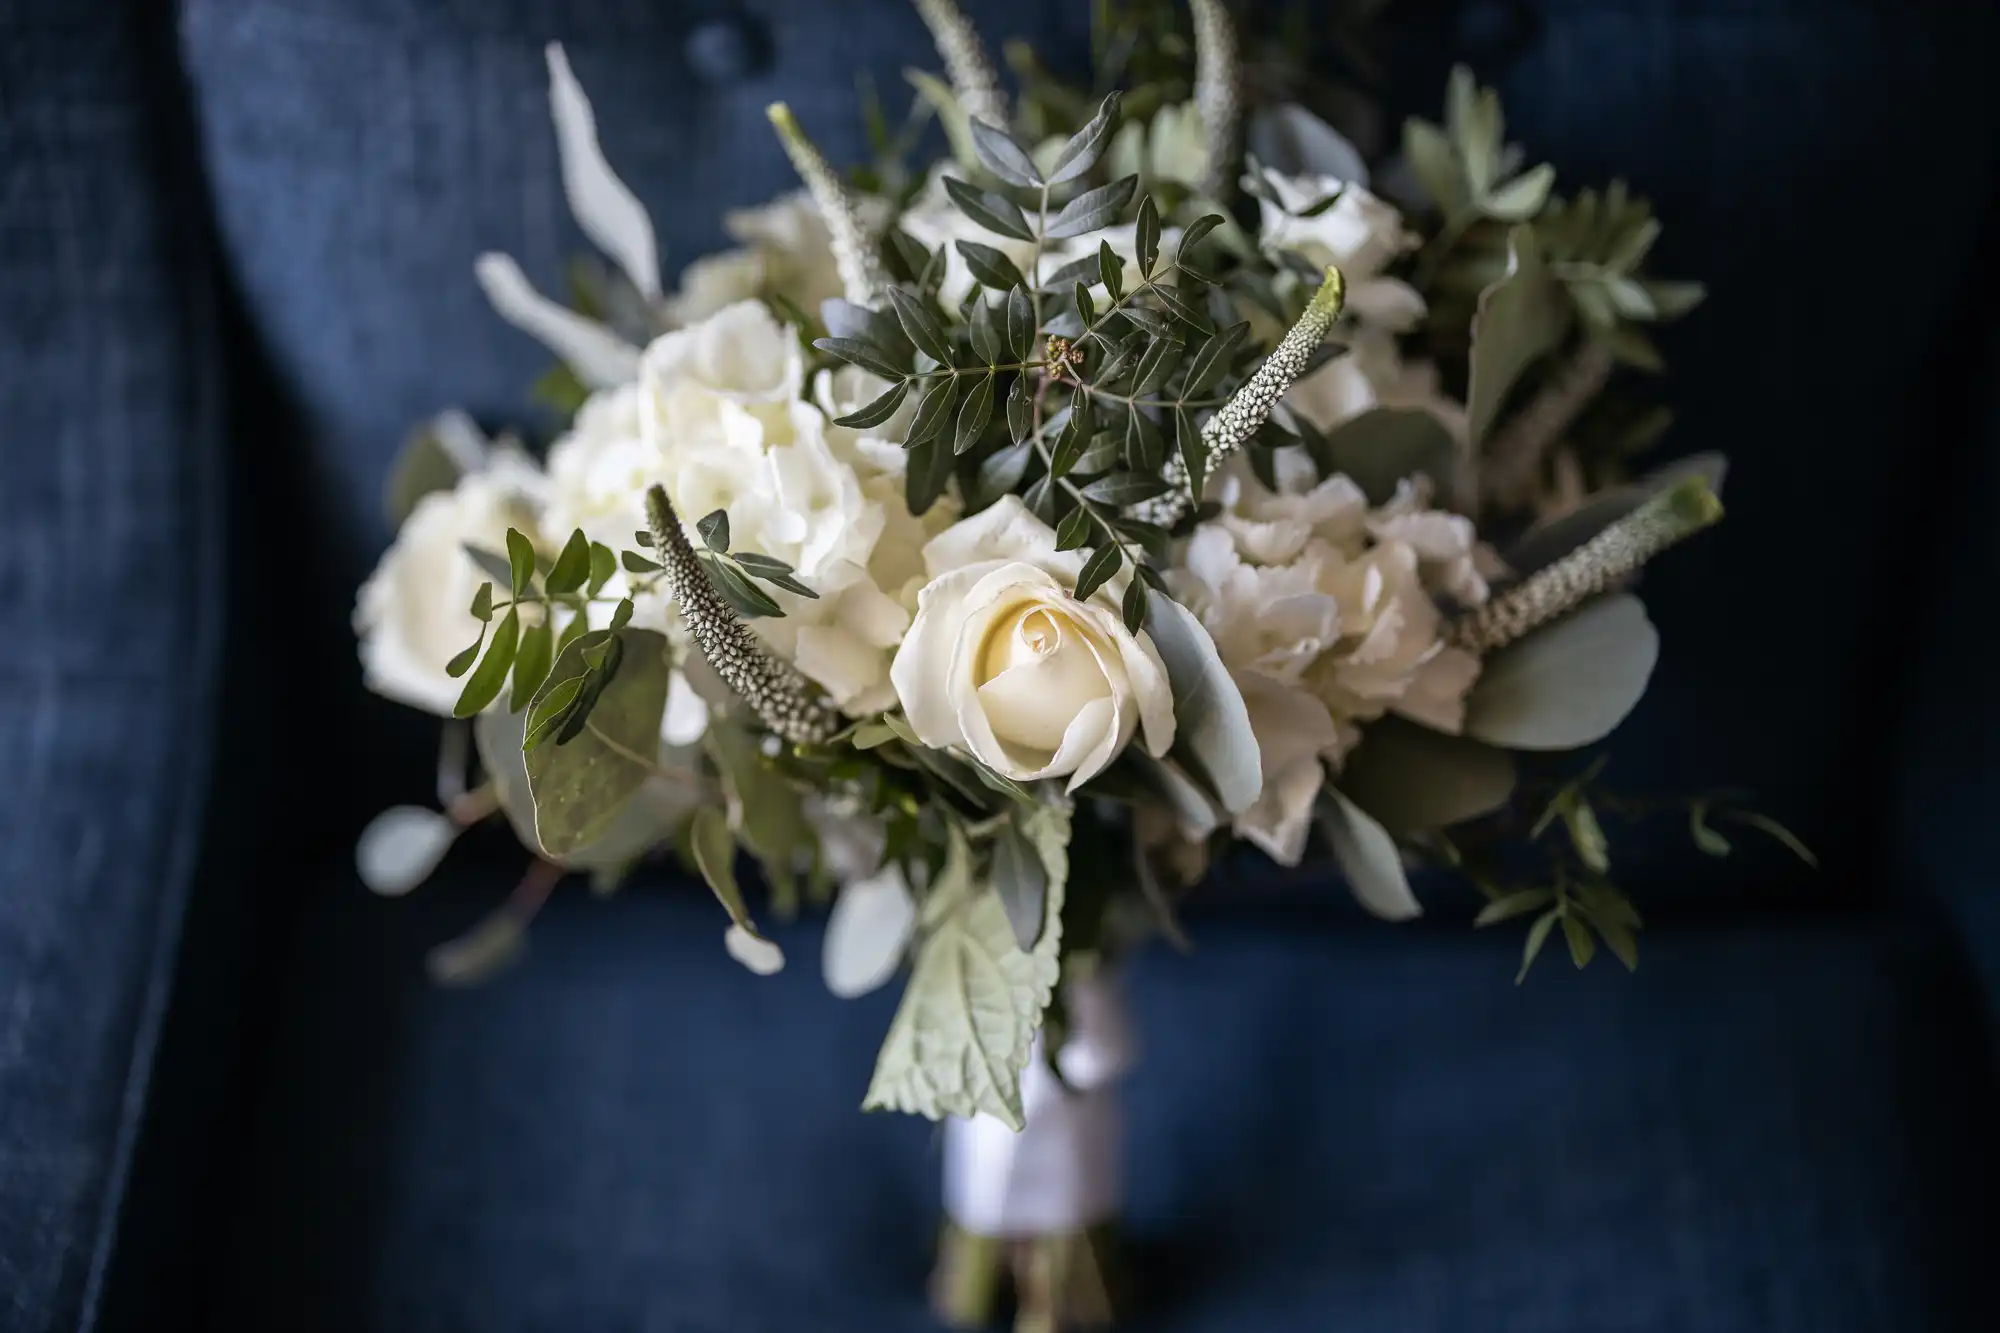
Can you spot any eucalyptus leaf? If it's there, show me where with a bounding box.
[1338,716,1517,836]
[509,616,555,712]
[697,509,730,553]
[1142,596,1262,816]
[1463,593,1659,750]
[1320,787,1421,921]
[863,824,1063,1129]
[691,803,771,945]
[524,628,670,856]
[1467,227,1571,445]
[1315,407,1459,506]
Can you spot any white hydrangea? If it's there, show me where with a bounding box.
[1169,461,1495,864]
[670,190,875,325]
[546,300,948,720]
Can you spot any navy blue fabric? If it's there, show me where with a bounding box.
[211,865,1997,1332]
[0,3,226,1329]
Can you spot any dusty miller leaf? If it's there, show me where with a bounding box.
[862,823,1064,1130]
[1463,593,1659,751]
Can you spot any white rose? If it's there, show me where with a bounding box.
[891,497,1175,791]
[668,190,861,325]
[1257,170,1426,331]
[354,452,547,717]
[1106,100,1208,190]
[815,365,916,479]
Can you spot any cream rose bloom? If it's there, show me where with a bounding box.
[548,301,944,718]
[892,497,1175,792]
[355,450,547,717]
[1257,169,1424,330]
[1170,463,1490,863]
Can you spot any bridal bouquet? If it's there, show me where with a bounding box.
[353,1,1784,1324]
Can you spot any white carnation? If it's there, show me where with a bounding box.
[1170,463,1491,863]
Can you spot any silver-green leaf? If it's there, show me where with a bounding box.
[1463,593,1659,750]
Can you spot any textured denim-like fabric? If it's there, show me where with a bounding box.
[211,867,1997,1332]
[0,2,224,1330]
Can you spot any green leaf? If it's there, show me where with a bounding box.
[954,372,996,455]
[706,718,809,906]
[1517,907,1560,983]
[587,542,617,597]
[445,638,482,679]
[1135,194,1161,276]
[1474,888,1555,927]
[1054,505,1094,552]
[1313,407,1458,507]
[426,905,528,987]
[862,823,1064,1129]
[1466,227,1572,445]
[1562,913,1597,968]
[1006,373,1034,443]
[1463,593,1660,750]
[1074,280,1097,327]
[1481,162,1556,221]
[1722,810,1819,869]
[905,67,976,168]
[956,240,1027,292]
[1097,240,1124,302]
[905,375,961,448]
[1402,117,1466,214]
[1338,716,1517,836]
[819,336,909,382]
[1073,429,1124,477]
[524,628,670,857]
[1180,321,1247,395]
[972,439,1032,502]
[823,297,909,353]
[1151,281,1212,332]
[905,431,955,516]
[523,673,587,750]
[463,542,516,587]
[1047,92,1120,186]
[888,287,956,367]
[705,554,786,618]
[1319,788,1421,921]
[735,552,820,600]
[696,509,731,553]
[991,823,1047,950]
[1073,542,1122,602]
[1142,596,1262,816]
[690,804,770,942]
[506,529,537,597]
[1047,397,1088,478]
[1131,337,1184,395]
[1121,576,1149,635]
[1118,305,1175,339]
[1125,404,1166,473]
[970,117,1043,188]
[608,598,634,631]
[1560,794,1611,873]
[453,608,521,718]
[943,176,1035,242]
[510,616,555,712]
[1005,286,1035,361]
[1045,175,1138,240]
[1173,407,1206,504]
[1689,801,1733,857]
[383,421,463,526]
[621,549,662,574]
[1175,214,1224,269]
[1079,471,1167,507]
[1640,279,1706,320]
[545,529,593,596]
[469,581,495,623]
[833,377,912,429]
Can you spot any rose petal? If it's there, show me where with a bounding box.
[475,252,641,388]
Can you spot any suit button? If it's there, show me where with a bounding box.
[685,16,768,83]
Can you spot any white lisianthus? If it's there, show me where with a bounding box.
[891,497,1175,792]
[354,450,548,717]
[1106,100,1209,190]
[1256,170,1425,330]
[1170,463,1490,862]
[670,190,871,325]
